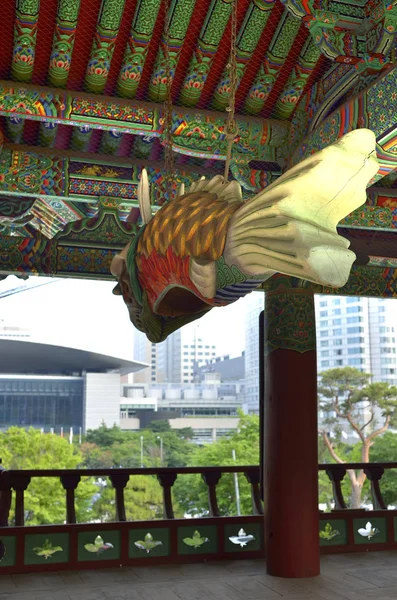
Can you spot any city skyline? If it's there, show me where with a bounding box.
[0,276,249,360]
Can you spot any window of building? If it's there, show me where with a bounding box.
[334,339,343,346]
[348,348,363,354]
[320,341,329,347]
[334,349,342,356]
[320,310,328,317]
[332,309,341,315]
[347,326,364,334]
[332,299,341,305]
[379,316,386,323]
[320,300,327,307]
[348,358,364,365]
[333,328,342,336]
[333,319,342,326]
[346,297,358,303]
[320,331,328,337]
[321,351,329,357]
[379,306,386,312]
[347,337,364,344]
[335,359,343,366]
[380,337,390,343]
[321,361,329,367]
[347,316,363,324]
[346,306,362,313]
[381,357,396,365]
[381,369,396,375]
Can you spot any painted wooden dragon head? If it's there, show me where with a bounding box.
[111,129,378,342]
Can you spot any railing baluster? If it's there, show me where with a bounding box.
[244,469,263,515]
[364,466,387,510]
[109,473,130,522]
[12,475,31,526]
[157,473,177,519]
[0,466,12,527]
[325,466,347,510]
[60,475,81,524]
[202,471,221,517]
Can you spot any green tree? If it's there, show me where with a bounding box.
[84,423,126,447]
[146,420,171,433]
[80,442,114,468]
[318,367,397,508]
[82,426,194,469]
[90,475,164,522]
[173,413,259,516]
[0,427,96,525]
[176,427,194,440]
[369,431,397,507]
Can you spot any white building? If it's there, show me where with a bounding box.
[120,379,243,444]
[315,295,397,385]
[244,292,264,413]
[243,293,397,414]
[133,334,159,384]
[134,321,217,384]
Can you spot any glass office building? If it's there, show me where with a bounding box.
[0,376,84,430]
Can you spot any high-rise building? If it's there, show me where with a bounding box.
[244,292,264,414]
[244,293,397,414]
[133,334,160,384]
[315,295,397,385]
[134,321,217,384]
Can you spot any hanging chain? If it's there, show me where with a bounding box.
[163,0,174,201]
[223,0,238,181]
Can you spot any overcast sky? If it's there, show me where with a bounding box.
[0,276,254,360]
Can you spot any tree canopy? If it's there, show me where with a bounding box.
[318,367,397,508]
[173,412,259,517]
[0,427,96,525]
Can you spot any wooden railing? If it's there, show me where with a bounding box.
[319,462,397,511]
[0,465,263,527]
[2,462,397,527]
[2,463,397,573]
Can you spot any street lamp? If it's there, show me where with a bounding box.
[157,436,163,465]
[140,435,144,468]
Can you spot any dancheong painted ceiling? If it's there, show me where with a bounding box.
[0,0,397,296]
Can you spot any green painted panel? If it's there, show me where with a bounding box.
[129,528,170,558]
[0,536,17,567]
[78,531,121,562]
[319,520,348,547]
[353,518,388,545]
[24,533,69,565]
[224,523,263,553]
[177,525,217,555]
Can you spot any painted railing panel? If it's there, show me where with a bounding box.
[2,463,397,573]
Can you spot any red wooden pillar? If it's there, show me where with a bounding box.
[263,282,319,578]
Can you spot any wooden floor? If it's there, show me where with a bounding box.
[2,553,397,599]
